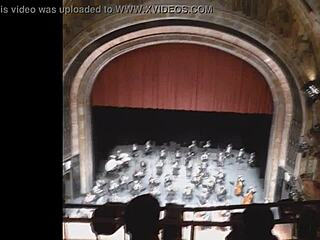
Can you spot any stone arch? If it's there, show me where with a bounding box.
[64,20,306,201]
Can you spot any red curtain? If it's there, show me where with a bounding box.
[91,43,273,114]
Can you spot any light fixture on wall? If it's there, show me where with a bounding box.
[63,159,72,175]
[302,80,320,105]
[284,171,292,183]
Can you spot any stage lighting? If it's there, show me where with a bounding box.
[302,80,320,104]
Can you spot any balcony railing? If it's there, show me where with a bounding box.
[63,199,320,240]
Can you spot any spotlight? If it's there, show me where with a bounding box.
[302,80,320,104]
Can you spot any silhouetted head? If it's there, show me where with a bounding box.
[230,212,244,231]
[243,205,275,238]
[297,206,319,240]
[226,212,245,240]
[124,194,160,240]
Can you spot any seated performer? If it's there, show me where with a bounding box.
[202,178,215,193]
[131,180,145,195]
[132,143,138,157]
[248,152,256,167]
[166,185,177,201]
[186,160,193,178]
[216,184,227,202]
[84,192,98,203]
[172,162,180,176]
[200,161,209,171]
[215,169,226,184]
[242,186,256,204]
[95,179,107,187]
[183,185,194,200]
[236,148,246,163]
[140,161,147,170]
[164,174,173,187]
[133,169,145,180]
[217,152,226,167]
[155,160,164,176]
[120,155,131,168]
[200,152,209,162]
[108,180,120,194]
[118,176,130,190]
[203,140,211,151]
[149,176,160,187]
[191,174,202,187]
[175,149,182,160]
[185,156,192,168]
[188,140,197,155]
[92,185,104,196]
[144,140,152,155]
[225,143,233,158]
[234,175,245,196]
[159,148,167,160]
[198,188,210,205]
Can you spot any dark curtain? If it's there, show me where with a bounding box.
[91,43,273,114]
[92,107,272,178]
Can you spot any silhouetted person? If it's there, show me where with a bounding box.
[124,194,160,240]
[226,212,245,240]
[242,205,278,240]
[297,206,319,240]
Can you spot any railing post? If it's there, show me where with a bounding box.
[163,204,184,240]
[190,225,195,240]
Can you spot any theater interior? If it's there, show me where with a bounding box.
[63,1,320,239]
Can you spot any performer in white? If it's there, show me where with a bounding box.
[216,185,227,201]
[236,148,246,163]
[160,148,167,160]
[144,140,152,155]
[203,140,211,151]
[200,151,209,162]
[156,160,164,176]
[183,185,194,200]
[217,152,226,167]
[225,143,233,158]
[175,149,182,161]
[172,162,180,176]
[132,143,138,157]
[248,152,256,167]
[188,140,197,155]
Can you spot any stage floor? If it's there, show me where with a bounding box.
[81,144,265,207]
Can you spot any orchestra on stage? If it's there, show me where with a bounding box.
[84,140,258,207]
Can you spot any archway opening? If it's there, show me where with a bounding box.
[89,43,274,206]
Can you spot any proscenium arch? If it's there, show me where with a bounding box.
[69,25,297,202]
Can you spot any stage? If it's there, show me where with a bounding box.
[82,144,265,207]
